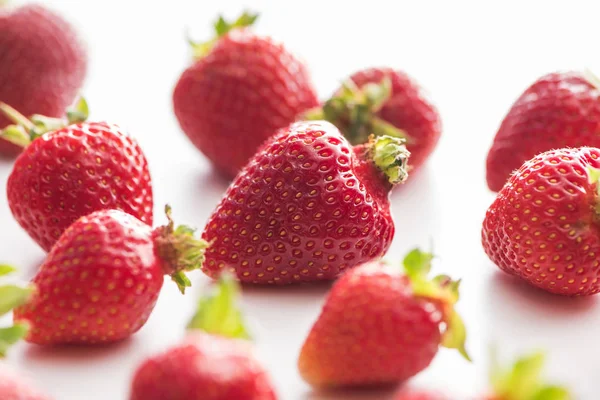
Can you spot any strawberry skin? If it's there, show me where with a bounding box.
[130,333,276,400]
[7,121,153,252]
[0,367,50,400]
[13,208,206,345]
[201,121,409,284]
[0,4,87,157]
[173,27,319,179]
[482,147,600,296]
[486,71,600,192]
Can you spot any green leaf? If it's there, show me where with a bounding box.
[371,117,409,141]
[233,11,259,29]
[532,386,572,400]
[363,77,392,111]
[171,271,192,295]
[187,274,250,339]
[0,265,16,277]
[403,248,434,279]
[0,324,28,357]
[214,16,229,36]
[441,309,471,362]
[0,125,31,147]
[66,97,89,124]
[0,285,33,317]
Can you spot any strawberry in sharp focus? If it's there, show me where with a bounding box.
[173,11,319,179]
[129,274,277,400]
[201,120,410,284]
[305,67,441,172]
[482,147,600,296]
[0,2,87,157]
[298,248,469,388]
[486,71,600,192]
[13,206,208,345]
[1,100,153,252]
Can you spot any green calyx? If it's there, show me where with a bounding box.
[368,135,410,185]
[303,77,409,145]
[188,11,259,59]
[153,205,209,294]
[587,167,600,217]
[402,248,470,361]
[0,97,89,148]
[490,351,571,400]
[187,273,250,339]
[0,265,33,357]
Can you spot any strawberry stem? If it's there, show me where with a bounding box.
[402,248,470,361]
[0,266,34,357]
[188,11,258,59]
[303,77,409,145]
[369,135,411,185]
[153,205,209,294]
[187,273,250,339]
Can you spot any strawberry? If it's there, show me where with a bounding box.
[0,100,153,252]
[201,121,410,284]
[305,67,441,172]
[129,274,277,400]
[173,12,319,179]
[394,390,449,400]
[298,248,469,388]
[0,366,51,400]
[486,71,600,192]
[0,2,87,157]
[482,147,600,296]
[13,206,208,345]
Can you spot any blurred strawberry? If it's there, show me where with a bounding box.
[173,11,319,179]
[0,365,51,400]
[130,274,277,400]
[486,71,600,192]
[0,2,87,157]
[306,67,441,172]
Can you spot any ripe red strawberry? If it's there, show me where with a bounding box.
[0,366,51,400]
[298,249,469,388]
[13,206,208,345]
[1,101,153,252]
[201,121,410,284]
[0,3,87,157]
[173,12,319,179]
[305,67,441,172]
[486,71,600,192]
[129,274,277,400]
[482,147,600,296]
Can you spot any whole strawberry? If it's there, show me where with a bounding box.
[305,67,441,172]
[130,274,277,400]
[482,147,600,296]
[173,12,319,179]
[486,71,600,192]
[0,366,51,400]
[1,100,153,252]
[298,249,469,388]
[0,3,87,157]
[13,206,208,345]
[201,121,410,284]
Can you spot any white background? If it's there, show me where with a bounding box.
[1,0,599,399]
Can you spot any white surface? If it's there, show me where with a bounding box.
[1,0,600,399]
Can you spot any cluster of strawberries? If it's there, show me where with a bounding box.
[1,2,594,400]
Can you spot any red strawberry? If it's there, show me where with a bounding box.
[394,390,450,400]
[173,12,319,179]
[298,249,469,388]
[305,67,441,172]
[201,121,410,284]
[129,275,277,400]
[0,3,87,157]
[1,100,153,252]
[482,147,600,296]
[13,206,207,345]
[486,71,600,192]
[0,366,51,400]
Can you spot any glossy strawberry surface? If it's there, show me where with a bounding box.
[129,333,277,400]
[201,121,397,284]
[13,210,164,345]
[486,71,600,192]
[343,67,441,171]
[483,147,600,295]
[298,262,442,387]
[7,122,153,252]
[173,28,319,179]
[0,4,87,156]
